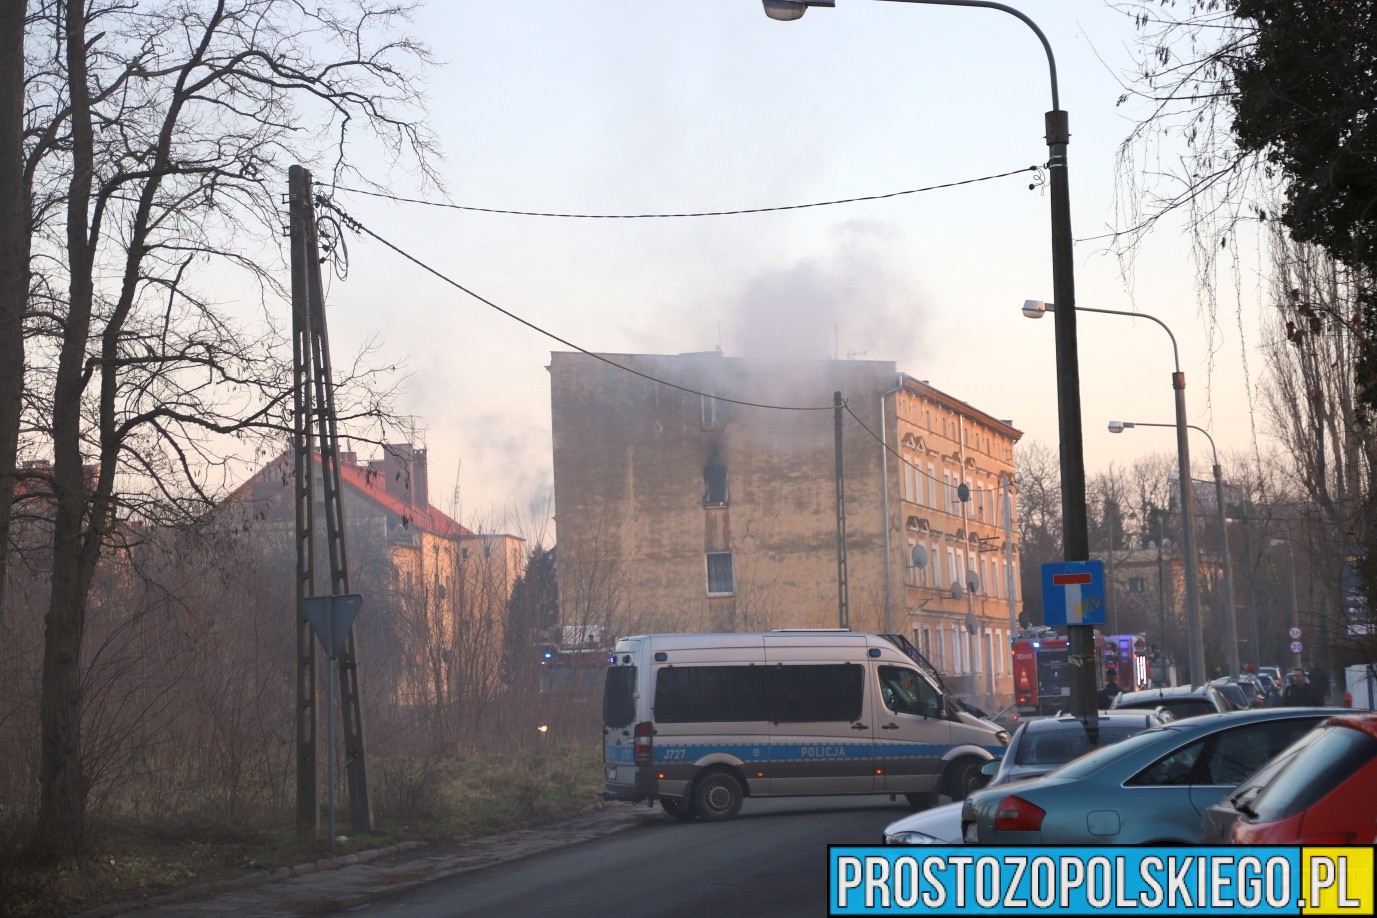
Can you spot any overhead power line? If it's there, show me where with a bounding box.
[313,190,1027,496]
[325,166,1042,220]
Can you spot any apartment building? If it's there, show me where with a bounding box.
[223,443,524,708]
[548,350,1023,710]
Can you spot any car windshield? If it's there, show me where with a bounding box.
[1041,724,1181,780]
[1014,721,1149,766]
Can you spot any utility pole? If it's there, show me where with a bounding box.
[288,166,318,836]
[288,165,373,834]
[834,391,849,629]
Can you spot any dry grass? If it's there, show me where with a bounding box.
[0,742,604,917]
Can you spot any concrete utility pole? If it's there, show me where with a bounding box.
[288,166,319,835]
[288,165,373,834]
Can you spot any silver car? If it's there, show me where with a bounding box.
[883,711,1166,845]
[1111,683,1231,719]
[960,707,1338,845]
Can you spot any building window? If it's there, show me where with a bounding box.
[706,552,735,595]
[702,394,725,430]
[703,461,728,506]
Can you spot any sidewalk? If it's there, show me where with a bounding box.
[77,805,654,918]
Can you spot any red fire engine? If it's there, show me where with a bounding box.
[1013,628,1152,714]
[1100,632,1152,692]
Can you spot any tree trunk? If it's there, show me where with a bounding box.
[0,0,28,612]
[33,0,97,860]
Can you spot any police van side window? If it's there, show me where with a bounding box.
[768,664,863,723]
[652,664,862,723]
[654,666,768,722]
[879,665,940,717]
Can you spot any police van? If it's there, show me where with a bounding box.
[601,630,1010,821]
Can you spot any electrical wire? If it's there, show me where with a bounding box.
[313,195,833,413]
[844,403,1006,496]
[313,194,1026,494]
[324,166,1042,220]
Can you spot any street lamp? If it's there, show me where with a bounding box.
[764,0,1091,715]
[1108,420,1240,679]
[1024,300,1204,684]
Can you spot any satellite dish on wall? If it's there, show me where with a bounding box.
[966,571,981,594]
[910,545,928,569]
[950,582,963,600]
[965,613,979,636]
[957,482,971,503]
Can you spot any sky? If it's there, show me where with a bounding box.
[314,0,1276,539]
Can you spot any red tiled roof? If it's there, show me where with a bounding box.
[224,448,471,538]
[334,457,471,537]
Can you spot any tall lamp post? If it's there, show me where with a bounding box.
[1023,300,1204,684]
[764,0,1092,716]
[1108,420,1240,679]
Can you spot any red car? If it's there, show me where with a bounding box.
[1231,713,1377,845]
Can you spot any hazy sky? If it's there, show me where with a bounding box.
[316,0,1275,537]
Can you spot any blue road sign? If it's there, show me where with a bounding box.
[1041,561,1106,626]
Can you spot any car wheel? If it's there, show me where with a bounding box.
[692,770,744,822]
[943,758,985,801]
[660,797,697,821]
[905,792,938,809]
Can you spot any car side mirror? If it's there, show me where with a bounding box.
[980,760,1000,777]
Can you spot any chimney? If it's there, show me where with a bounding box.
[370,443,429,509]
[411,447,429,510]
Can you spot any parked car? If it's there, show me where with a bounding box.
[960,707,1338,845]
[883,711,1168,845]
[1232,676,1268,708]
[1198,726,1325,844]
[1209,679,1252,711]
[1111,683,1232,720]
[1230,713,1377,845]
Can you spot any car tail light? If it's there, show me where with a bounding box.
[633,721,654,767]
[994,795,1046,832]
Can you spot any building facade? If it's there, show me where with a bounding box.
[223,443,524,711]
[548,351,1023,710]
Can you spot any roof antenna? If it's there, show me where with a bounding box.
[452,460,462,523]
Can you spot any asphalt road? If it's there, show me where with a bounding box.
[351,795,914,918]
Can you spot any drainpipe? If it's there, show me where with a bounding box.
[879,374,909,634]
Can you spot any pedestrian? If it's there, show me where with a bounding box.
[1281,667,1323,707]
[1096,667,1123,709]
[1307,663,1331,704]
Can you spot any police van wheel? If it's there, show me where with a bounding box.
[905,792,937,810]
[692,771,743,821]
[943,758,984,801]
[661,797,697,821]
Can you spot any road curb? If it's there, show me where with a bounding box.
[77,805,655,917]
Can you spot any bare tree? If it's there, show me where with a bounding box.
[1261,230,1377,668]
[0,0,25,618]
[24,0,437,857]
[1015,440,1062,625]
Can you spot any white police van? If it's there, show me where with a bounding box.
[601,630,1009,821]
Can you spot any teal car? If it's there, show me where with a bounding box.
[961,707,1342,845]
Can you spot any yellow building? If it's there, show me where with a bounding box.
[548,351,1023,711]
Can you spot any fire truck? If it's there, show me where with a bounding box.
[1012,628,1152,715]
[1099,632,1152,692]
